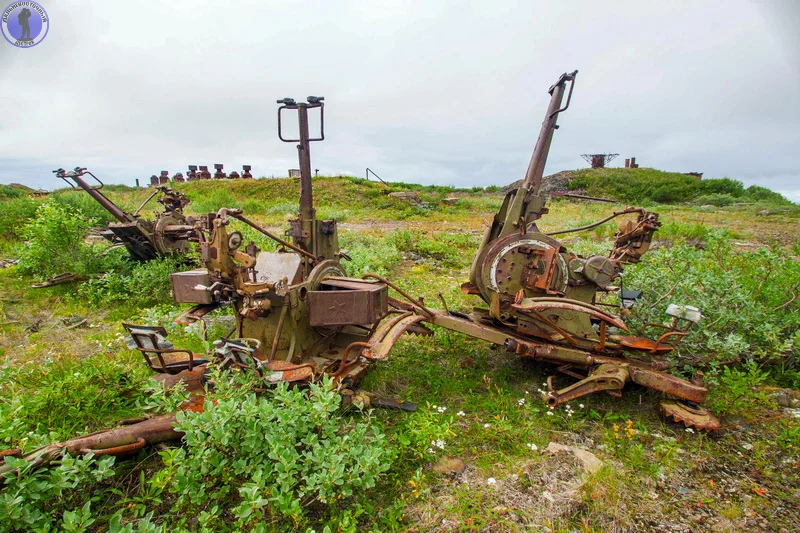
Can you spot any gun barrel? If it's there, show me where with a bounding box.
[69,175,132,223]
[521,70,578,194]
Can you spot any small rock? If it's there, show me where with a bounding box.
[432,456,466,475]
[741,442,754,451]
[676,486,690,495]
[544,442,603,474]
[758,209,771,216]
[770,390,790,407]
[442,197,459,205]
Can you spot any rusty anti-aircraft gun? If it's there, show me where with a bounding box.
[400,70,719,430]
[0,97,428,476]
[165,95,430,391]
[54,167,194,262]
[2,77,720,478]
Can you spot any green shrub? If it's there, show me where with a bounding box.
[16,201,107,279]
[0,196,39,242]
[746,185,790,204]
[1,453,117,532]
[79,254,189,307]
[624,237,800,374]
[693,193,737,207]
[166,374,393,531]
[568,168,791,206]
[0,184,25,199]
[0,350,150,450]
[340,231,402,277]
[699,178,746,197]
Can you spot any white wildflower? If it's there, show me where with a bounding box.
[483,423,491,428]
[685,428,695,434]
[526,443,538,451]
[456,411,466,417]
[517,398,526,406]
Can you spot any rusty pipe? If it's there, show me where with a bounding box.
[545,207,644,236]
[0,413,183,481]
[228,211,317,260]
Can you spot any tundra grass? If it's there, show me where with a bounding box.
[0,181,798,531]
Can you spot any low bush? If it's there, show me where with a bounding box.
[0,350,150,450]
[16,201,109,279]
[79,255,189,307]
[1,453,117,532]
[0,196,39,243]
[164,374,393,531]
[693,193,737,207]
[624,237,800,376]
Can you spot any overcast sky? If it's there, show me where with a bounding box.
[1,0,798,199]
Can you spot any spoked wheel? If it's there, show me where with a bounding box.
[660,399,721,431]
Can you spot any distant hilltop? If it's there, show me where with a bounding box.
[504,167,791,206]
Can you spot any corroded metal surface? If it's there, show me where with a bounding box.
[54,167,194,262]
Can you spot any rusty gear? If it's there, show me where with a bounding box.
[660,400,721,431]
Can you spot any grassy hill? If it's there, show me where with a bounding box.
[568,167,793,207]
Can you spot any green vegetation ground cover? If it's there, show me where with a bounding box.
[0,175,798,532]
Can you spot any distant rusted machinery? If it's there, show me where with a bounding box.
[55,167,194,262]
[581,153,618,169]
[150,165,253,186]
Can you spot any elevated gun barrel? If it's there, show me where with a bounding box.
[521,70,578,195]
[53,167,133,223]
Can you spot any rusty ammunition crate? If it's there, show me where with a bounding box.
[171,269,212,304]
[308,277,388,326]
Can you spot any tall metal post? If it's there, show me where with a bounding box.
[277,96,326,258]
[296,103,315,220]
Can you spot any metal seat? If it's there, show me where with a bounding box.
[123,323,208,375]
